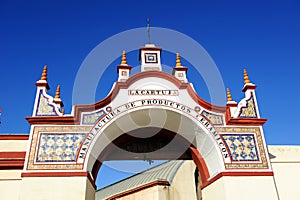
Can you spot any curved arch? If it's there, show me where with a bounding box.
[81,105,225,184]
[90,127,210,184]
[190,146,210,184]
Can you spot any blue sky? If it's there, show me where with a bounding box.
[1,0,300,188]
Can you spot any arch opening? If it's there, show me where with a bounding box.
[92,129,210,190]
[84,107,225,190]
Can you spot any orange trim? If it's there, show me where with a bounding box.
[0,152,26,169]
[173,67,188,72]
[0,160,24,169]
[139,47,162,51]
[225,106,232,124]
[26,116,78,125]
[225,104,267,125]
[26,71,226,125]
[226,118,267,126]
[242,85,257,92]
[226,102,237,107]
[106,180,169,200]
[21,171,87,177]
[0,135,29,140]
[117,65,132,71]
[87,172,97,189]
[92,160,102,181]
[189,146,210,184]
[201,171,274,189]
[0,152,26,159]
[35,82,50,90]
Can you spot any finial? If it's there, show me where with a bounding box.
[147,18,150,44]
[176,53,182,67]
[243,69,250,84]
[226,88,233,101]
[121,50,127,65]
[55,85,60,99]
[41,65,47,80]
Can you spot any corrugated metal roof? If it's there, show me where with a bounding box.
[96,160,184,200]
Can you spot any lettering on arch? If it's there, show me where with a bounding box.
[76,99,229,163]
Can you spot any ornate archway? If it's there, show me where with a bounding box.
[84,107,217,186]
[20,45,274,199]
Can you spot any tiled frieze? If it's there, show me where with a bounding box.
[238,96,257,118]
[221,134,259,161]
[82,109,106,125]
[216,127,269,169]
[36,93,57,116]
[201,110,224,125]
[36,133,86,162]
[27,126,91,170]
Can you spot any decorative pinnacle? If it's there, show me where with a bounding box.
[55,85,61,99]
[41,65,47,80]
[121,50,127,65]
[243,69,250,84]
[176,53,182,67]
[226,88,233,101]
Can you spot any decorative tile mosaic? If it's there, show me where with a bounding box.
[27,126,91,170]
[238,96,257,118]
[201,110,224,125]
[36,133,86,162]
[221,134,259,161]
[82,109,106,125]
[36,92,57,116]
[216,127,269,169]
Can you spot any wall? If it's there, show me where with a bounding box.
[2,140,300,200]
[202,176,278,200]
[0,137,28,151]
[0,170,23,200]
[0,136,28,200]
[19,176,94,200]
[269,145,300,200]
[169,161,198,200]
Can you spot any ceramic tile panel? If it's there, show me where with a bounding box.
[221,134,259,161]
[201,110,224,125]
[216,127,269,169]
[27,126,91,170]
[82,110,106,125]
[238,96,257,118]
[36,133,86,162]
[36,93,57,116]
